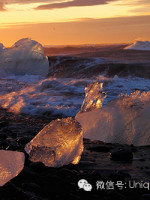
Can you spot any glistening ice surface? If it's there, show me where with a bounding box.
[0,150,25,186]
[76,83,150,146]
[25,117,83,167]
[80,82,106,112]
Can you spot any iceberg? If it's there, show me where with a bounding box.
[76,82,150,146]
[0,38,49,76]
[25,117,83,167]
[125,41,150,51]
[0,150,25,186]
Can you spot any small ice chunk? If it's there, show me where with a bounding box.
[80,82,106,113]
[0,150,25,186]
[25,117,83,167]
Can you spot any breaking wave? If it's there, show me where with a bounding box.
[0,73,150,117]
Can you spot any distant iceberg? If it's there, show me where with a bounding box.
[0,38,49,76]
[125,41,150,51]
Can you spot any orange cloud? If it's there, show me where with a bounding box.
[0,2,6,11]
[1,0,52,3]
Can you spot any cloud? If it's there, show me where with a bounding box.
[131,6,150,13]
[0,2,5,11]
[129,0,150,13]
[35,0,117,10]
[0,0,58,11]
[137,0,150,4]
[1,0,47,3]
[0,0,57,5]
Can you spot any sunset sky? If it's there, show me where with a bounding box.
[0,0,150,46]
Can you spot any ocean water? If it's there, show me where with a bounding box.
[0,40,150,117]
[0,71,150,117]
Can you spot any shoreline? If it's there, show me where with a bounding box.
[0,108,150,199]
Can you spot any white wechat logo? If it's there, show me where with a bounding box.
[78,179,92,191]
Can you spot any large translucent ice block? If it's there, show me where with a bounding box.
[25,117,83,167]
[76,82,150,146]
[0,38,49,76]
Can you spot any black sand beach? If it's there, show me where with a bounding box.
[0,108,150,200]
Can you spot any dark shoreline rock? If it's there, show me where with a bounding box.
[110,148,133,161]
